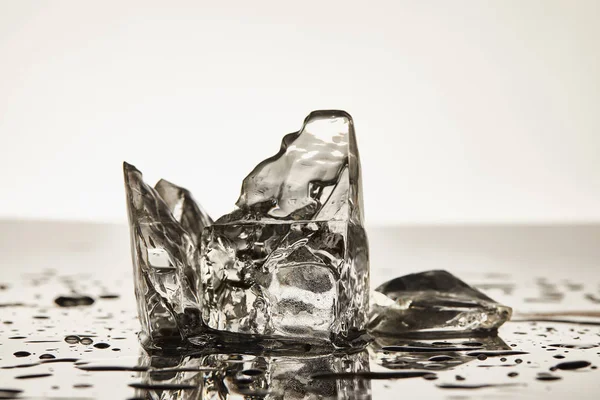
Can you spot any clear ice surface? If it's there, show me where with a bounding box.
[123,164,211,346]
[124,110,369,348]
[201,110,369,346]
[369,270,512,335]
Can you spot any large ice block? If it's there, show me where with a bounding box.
[201,110,369,346]
[124,110,369,348]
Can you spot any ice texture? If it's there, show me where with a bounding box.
[369,270,512,335]
[124,111,513,349]
[123,163,211,346]
[124,110,369,348]
[154,178,213,246]
[201,110,369,346]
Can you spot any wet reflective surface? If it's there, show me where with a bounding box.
[1,221,599,399]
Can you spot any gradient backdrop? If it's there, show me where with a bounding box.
[1,1,598,224]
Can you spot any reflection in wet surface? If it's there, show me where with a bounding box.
[1,266,600,398]
[129,350,371,399]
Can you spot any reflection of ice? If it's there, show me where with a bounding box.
[371,335,511,372]
[131,333,513,399]
[136,349,371,400]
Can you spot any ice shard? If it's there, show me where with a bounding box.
[200,110,369,346]
[123,163,211,346]
[369,270,512,335]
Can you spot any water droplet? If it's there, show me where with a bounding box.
[428,355,454,362]
[553,361,591,370]
[0,389,22,396]
[15,373,52,380]
[64,335,80,344]
[73,383,93,389]
[241,369,264,376]
[54,295,94,307]
[99,294,120,299]
[536,373,561,381]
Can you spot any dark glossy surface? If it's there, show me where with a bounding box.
[1,221,599,399]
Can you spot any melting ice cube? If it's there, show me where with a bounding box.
[124,110,369,348]
[201,110,369,346]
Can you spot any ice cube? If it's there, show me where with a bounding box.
[200,110,369,346]
[369,270,512,335]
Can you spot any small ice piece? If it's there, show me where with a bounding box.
[369,270,512,335]
[124,163,211,346]
[200,110,369,346]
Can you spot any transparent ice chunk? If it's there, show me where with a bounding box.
[124,112,513,348]
[201,110,369,346]
[369,270,512,335]
[124,110,369,348]
[123,163,211,346]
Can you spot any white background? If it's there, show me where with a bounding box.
[1,0,598,225]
